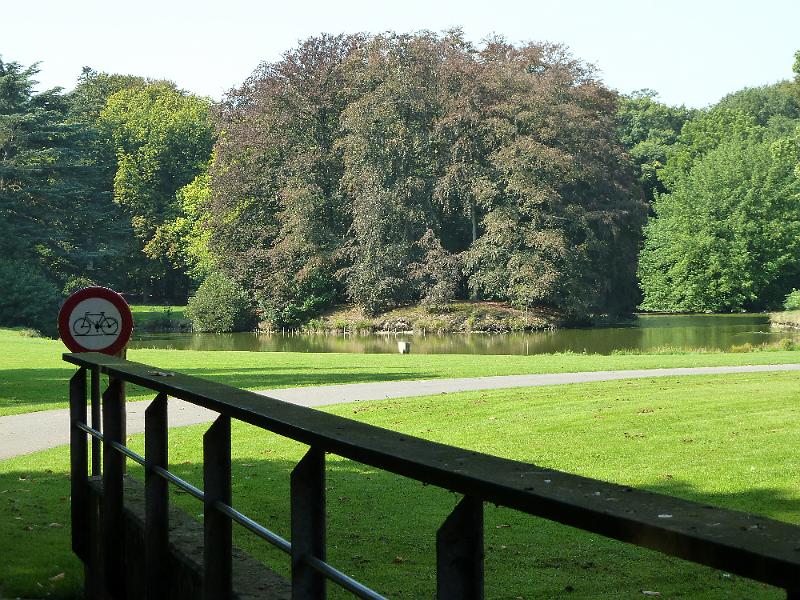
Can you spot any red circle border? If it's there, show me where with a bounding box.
[58,287,134,355]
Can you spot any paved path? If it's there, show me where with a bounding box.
[2,363,799,460]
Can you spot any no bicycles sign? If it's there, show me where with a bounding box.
[58,287,133,355]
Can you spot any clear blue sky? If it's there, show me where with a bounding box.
[4,0,798,108]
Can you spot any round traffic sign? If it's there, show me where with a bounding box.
[58,287,133,355]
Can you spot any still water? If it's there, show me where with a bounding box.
[129,314,796,355]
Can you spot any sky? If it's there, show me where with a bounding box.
[4,0,798,108]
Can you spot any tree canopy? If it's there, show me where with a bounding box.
[638,69,800,312]
[3,41,800,333]
[210,32,646,323]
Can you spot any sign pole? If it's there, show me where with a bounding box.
[59,287,134,476]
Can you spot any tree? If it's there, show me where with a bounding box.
[639,125,800,311]
[338,33,445,313]
[616,90,694,201]
[211,34,359,322]
[462,40,645,316]
[0,57,122,290]
[146,168,215,282]
[208,33,646,323]
[99,82,214,300]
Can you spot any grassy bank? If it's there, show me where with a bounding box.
[3,327,800,416]
[128,304,190,332]
[770,310,800,330]
[2,371,797,598]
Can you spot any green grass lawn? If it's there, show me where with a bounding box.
[128,303,186,319]
[2,326,800,416]
[1,371,798,598]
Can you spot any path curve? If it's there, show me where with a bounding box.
[1,363,798,460]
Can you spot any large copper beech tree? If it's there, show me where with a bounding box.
[210,31,646,325]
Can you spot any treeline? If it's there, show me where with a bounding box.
[633,80,800,311]
[0,62,213,331]
[2,33,800,334]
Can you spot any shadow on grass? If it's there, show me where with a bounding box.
[131,453,789,599]
[0,451,791,599]
[0,367,74,413]
[0,466,82,599]
[0,452,797,598]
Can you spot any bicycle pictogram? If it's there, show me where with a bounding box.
[72,312,119,337]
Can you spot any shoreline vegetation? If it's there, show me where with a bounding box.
[295,301,567,334]
[136,302,800,341]
[769,310,800,330]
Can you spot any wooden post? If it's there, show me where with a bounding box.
[102,377,126,598]
[69,367,90,561]
[203,415,232,600]
[145,393,169,600]
[90,365,101,476]
[291,448,326,599]
[436,496,484,600]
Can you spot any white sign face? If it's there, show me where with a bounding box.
[67,297,123,351]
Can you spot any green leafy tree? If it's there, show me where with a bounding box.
[639,52,800,312]
[147,168,215,282]
[99,82,214,300]
[0,57,126,292]
[0,259,62,336]
[616,90,694,200]
[715,83,800,131]
[639,130,800,311]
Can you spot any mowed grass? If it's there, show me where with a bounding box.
[127,304,186,324]
[2,326,800,415]
[1,372,798,598]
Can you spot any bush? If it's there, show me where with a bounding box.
[62,276,96,297]
[186,273,255,333]
[261,267,339,328]
[729,342,754,353]
[784,289,800,310]
[0,260,62,337]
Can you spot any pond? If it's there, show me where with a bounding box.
[129,314,796,355]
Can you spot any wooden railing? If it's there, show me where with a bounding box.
[64,351,800,599]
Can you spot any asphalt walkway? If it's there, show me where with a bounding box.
[1,363,798,460]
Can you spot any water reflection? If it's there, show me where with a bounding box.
[129,314,797,355]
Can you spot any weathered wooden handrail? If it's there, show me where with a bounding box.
[65,351,800,598]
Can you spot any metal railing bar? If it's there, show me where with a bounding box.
[304,555,387,600]
[70,370,411,598]
[77,421,103,441]
[77,422,146,468]
[213,501,291,554]
[77,422,205,502]
[109,440,146,467]
[153,466,205,502]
